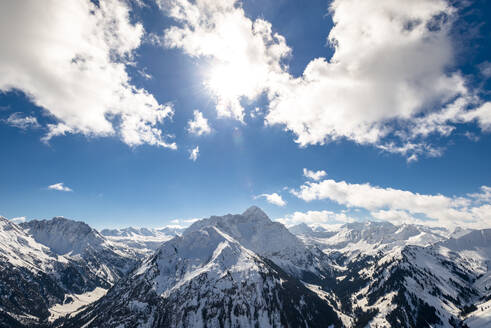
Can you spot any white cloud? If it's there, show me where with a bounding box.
[10,217,26,224]
[468,186,491,204]
[266,0,470,151]
[161,0,291,121]
[276,210,354,227]
[189,146,199,161]
[138,68,153,80]
[169,217,199,226]
[187,110,212,136]
[291,172,491,229]
[479,61,491,78]
[303,168,327,181]
[182,218,199,224]
[0,0,175,149]
[41,123,73,144]
[4,113,40,130]
[161,0,489,160]
[463,102,491,132]
[255,193,286,207]
[47,183,73,192]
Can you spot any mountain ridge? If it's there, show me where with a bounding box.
[1,209,490,327]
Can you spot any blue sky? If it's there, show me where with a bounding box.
[0,0,490,230]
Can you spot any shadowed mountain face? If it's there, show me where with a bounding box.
[0,216,140,327]
[1,208,491,327]
[60,207,343,328]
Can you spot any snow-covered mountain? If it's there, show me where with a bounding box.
[1,208,491,327]
[100,226,184,255]
[288,222,337,239]
[21,217,139,284]
[61,207,343,327]
[291,221,449,258]
[0,216,139,327]
[185,206,335,280]
[321,228,491,327]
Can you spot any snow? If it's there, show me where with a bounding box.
[0,216,57,271]
[148,226,262,297]
[48,287,108,322]
[185,206,331,277]
[292,220,448,259]
[2,208,491,327]
[465,299,491,328]
[100,226,183,255]
[21,217,106,255]
[302,282,354,327]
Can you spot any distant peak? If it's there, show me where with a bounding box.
[25,216,95,236]
[242,206,269,220]
[52,216,69,222]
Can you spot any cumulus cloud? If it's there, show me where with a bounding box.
[160,0,490,160]
[161,0,291,121]
[463,102,491,132]
[189,146,199,161]
[0,0,175,149]
[4,113,40,130]
[168,217,199,227]
[255,193,286,207]
[276,210,354,227]
[303,168,327,181]
[10,217,26,224]
[467,186,491,204]
[160,217,199,229]
[187,110,212,136]
[47,183,73,192]
[266,0,473,149]
[291,173,491,229]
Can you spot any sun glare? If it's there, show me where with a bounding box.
[206,62,259,100]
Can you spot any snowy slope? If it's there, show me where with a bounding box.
[289,223,338,238]
[465,298,491,328]
[100,226,183,255]
[2,209,491,328]
[62,220,342,327]
[292,221,448,259]
[324,228,491,327]
[0,216,59,271]
[22,218,139,285]
[21,217,107,256]
[0,216,69,325]
[186,206,335,280]
[0,217,139,326]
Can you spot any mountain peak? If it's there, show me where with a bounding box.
[21,216,105,255]
[242,205,269,220]
[289,223,314,235]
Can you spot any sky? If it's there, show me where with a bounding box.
[0,0,490,230]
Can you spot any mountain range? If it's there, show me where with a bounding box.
[0,207,489,327]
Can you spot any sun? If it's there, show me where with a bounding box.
[206,64,239,99]
[205,61,259,100]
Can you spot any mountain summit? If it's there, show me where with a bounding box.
[242,205,269,220]
[2,210,491,327]
[63,207,342,328]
